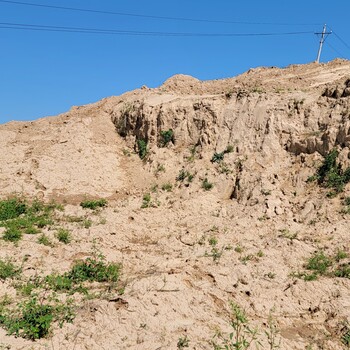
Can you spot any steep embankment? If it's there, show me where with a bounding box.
[0,59,350,350]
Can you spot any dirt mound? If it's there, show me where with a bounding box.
[0,59,350,350]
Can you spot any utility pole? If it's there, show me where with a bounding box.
[315,24,332,63]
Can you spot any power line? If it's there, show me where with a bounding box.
[332,31,350,52]
[0,0,321,26]
[0,22,315,37]
[324,41,346,59]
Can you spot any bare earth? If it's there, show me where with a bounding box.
[1,59,350,349]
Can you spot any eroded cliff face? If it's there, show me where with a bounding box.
[105,60,350,214]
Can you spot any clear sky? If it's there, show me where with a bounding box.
[0,0,349,124]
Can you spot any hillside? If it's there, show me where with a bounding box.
[0,59,350,350]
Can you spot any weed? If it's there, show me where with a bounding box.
[218,162,232,174]
[65,215,84,223]
[266,272,276,279]
[160,129,174,147]
[226,145,234,153]
[278,229,297,241]
[235,245,243,253]
[0,197,61,243]
[151,184,158,193]
[176,169,194,183]
[202,178,213,191]
[186,145,197,162]
[208,247,223,262]
[252,86,265,94]
[240,255,254,264]
[177,335,190,349]
[80,199,107,210]
[209,237,218,246]
[155,164,165,175]
[0,259,21,280]
[305,251,332,275]
[3,225,22,242]
[0,296,74,340]
[137,139,148,160]
[122,148,131,157]
[265,310,281,350]
[99,217,107,225]
[0,197,26,221]
[342,323,350,347]
[257,250,264,258]
[161,183,173,192]
[83,219,92,229]
[56,228,72,244]
[334,265,350,279]
[335,250,348,262]
[68,255,121,284]
[212,302,260,349]
[37,234,53,247]
[141,193,152,208]
[211,152,225,163]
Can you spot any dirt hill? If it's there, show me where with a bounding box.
[0,59,350,350]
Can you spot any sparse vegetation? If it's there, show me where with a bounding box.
[176,169,194,183]
[0,197,61,243]
[0,296,74,340]
[80,199,107,210]
[294,250,350,281]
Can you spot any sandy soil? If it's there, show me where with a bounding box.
[0,59,350,350]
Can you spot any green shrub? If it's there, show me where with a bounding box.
[68,256,121,284]
[137,139,148,160]
[0,197,27,221]
[80,199,107,210]
[0,259,21,280]
[3,225,22,242]
[305,251,332,275]
[1,198,60,243]
[0,297,74,340]
[160,129,174,147]
[56,228,71,244]
[45,274,74,292]
[309,149,350,194]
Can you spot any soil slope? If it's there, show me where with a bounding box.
[0,59,350,350]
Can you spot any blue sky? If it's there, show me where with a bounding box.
[0,0,349,124]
